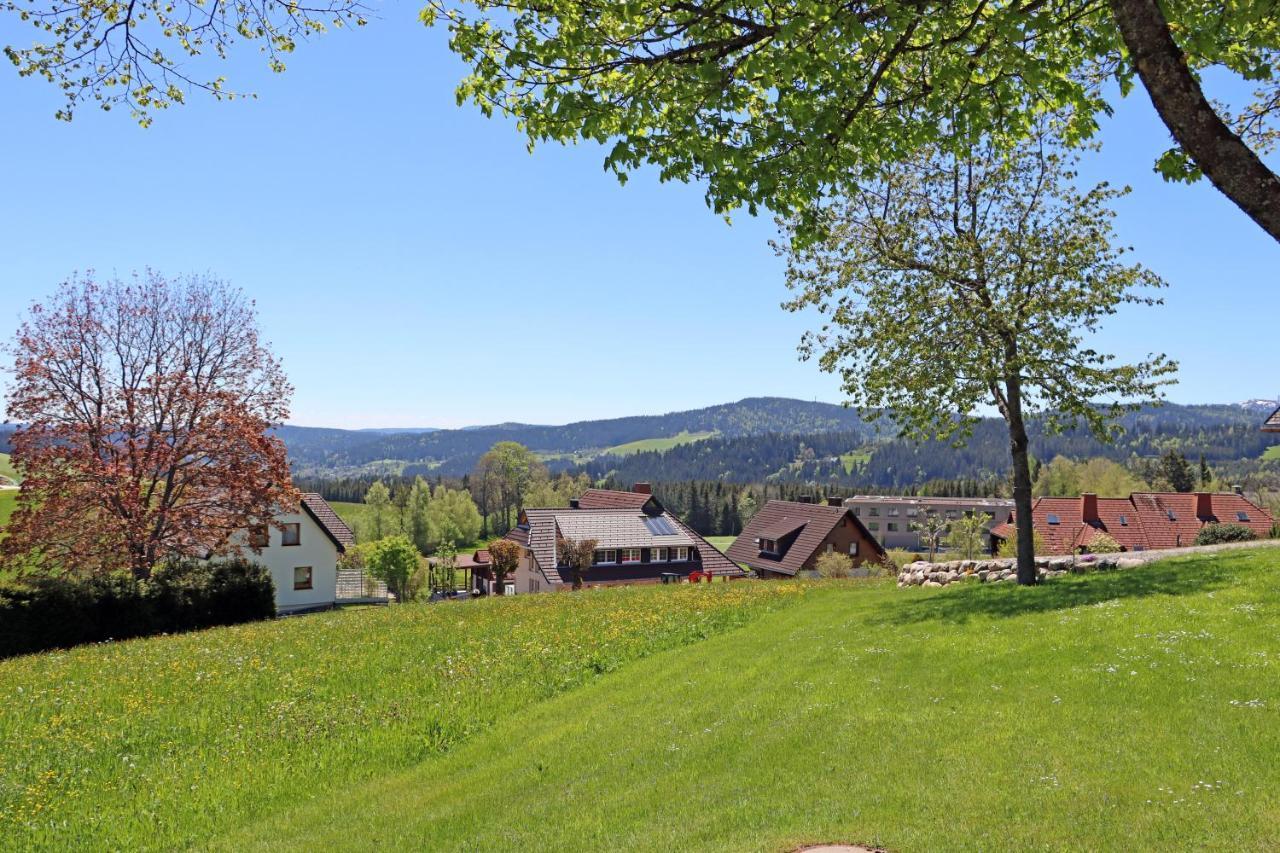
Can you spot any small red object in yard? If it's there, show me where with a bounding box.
[688,570,704,583]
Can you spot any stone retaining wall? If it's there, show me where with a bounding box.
[897,539,1280,588]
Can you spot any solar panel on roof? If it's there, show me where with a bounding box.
[643,516,677,535]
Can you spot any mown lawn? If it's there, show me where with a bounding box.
[0,451,18,484]
[224,547,1280,851]
[0,582,804,850]
[0,490,15,529]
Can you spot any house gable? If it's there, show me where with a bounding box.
[728,500,884,576]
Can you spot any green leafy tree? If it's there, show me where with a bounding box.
[1034,456,1145,498]
[486,538,522,595]
[365,536,420,603]
[363,481,392,542]
[407,477,432,554]
[557,537,599,591]
[425,486,483,552]
[433,540,459,593]
[944,513,992,561]
[780,127,1175,584]
[911,512,950,563]
[430,0,1280,247]
[476,442,545,533]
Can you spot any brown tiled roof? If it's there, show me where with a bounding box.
[996,492,1274,553]
[577,488,660,511]
[757,517,808,540]
[1265,405,1280,433]
[726,500,884,575]
[300,493,355,553]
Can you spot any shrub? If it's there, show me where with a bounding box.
[0,560,275,658]
[814,551,854,578]
[996,529,1049,558]
[883,548,922,568]
[1195,523,1258,546]
[365,536,420,602]
[1084,533,1123,554]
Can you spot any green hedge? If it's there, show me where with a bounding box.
[0,559,275,658]
[1194,523,1259,546]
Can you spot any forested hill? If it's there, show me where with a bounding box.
[278,398,873,475]
[578,403,1280,489]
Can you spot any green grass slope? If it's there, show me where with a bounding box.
[1263,444,1280,461]
[0,582,803,850]
[232,548,1280,851]
[0,490,15,529]
[605,430,717,456]
[0,452,18,484]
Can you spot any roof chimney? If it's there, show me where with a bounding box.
[797,495,812,504]
[632,482,652,495]
[1195,492,1213,519]
[569,498,580,510]
[1081,493,1100,523]
[1233,484,1243,495]
[826,496,844,507]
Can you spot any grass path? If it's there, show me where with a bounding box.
[229,548,1280,851]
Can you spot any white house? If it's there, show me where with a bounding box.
[242,493,355,614]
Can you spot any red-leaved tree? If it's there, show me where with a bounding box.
[2,271,297,578]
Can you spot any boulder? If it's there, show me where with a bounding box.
[923,580,943,588]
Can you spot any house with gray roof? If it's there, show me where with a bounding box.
[498,483,743,594]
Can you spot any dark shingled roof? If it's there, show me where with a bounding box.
[727,500,884,575]
[512,490,742,585]
[300,493,355,553]
[1265,405,1280,433]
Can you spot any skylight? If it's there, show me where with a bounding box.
[1047,513,1060,525]
[1118,514,1128,526]
[1167,509,1177,521]
[1238,511,1250,522]
[643,516,677,536]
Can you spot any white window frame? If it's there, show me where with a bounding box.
[621,548,641,563]
[651,547,668,562]
[759,538,778,554]
[594,549,617,565]
[673,546,689,562]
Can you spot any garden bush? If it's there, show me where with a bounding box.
[0,559,275,658]
[1194,523,1258,546]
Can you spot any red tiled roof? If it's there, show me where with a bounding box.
[726,500,884,575]
[995,492,1274,553]
[576,488,659,510]
[1265,405,1280,433]
[300,493,355,552]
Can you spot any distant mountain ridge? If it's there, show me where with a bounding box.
[278,397,872,476]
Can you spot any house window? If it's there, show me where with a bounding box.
[886,522,899,532]
[1237,511,1250,522]
[887,507,900,517]
[281,523,301,546]
[868,507,880,517]
[293,566,313,590]
[849,542,859,557]
[759,538,778,555]
[621,548,641,563]
[651,547,668,562]
[867,521,880,531]
[594,549,617,565]
[1118,514,1128,526]
[504,583,516,596]
[673,547,689,561]
[249,525,269,548]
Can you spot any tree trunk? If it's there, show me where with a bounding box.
[1003,373,1038,585]
[1108,0,1280,243]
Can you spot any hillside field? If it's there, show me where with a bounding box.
[1264,445,1280,461]
[5,548,1280,850]
[0,490,14,529]
[604,430,718,456]
[0,452,17,484]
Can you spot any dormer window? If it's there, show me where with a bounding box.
[759,538,779,555]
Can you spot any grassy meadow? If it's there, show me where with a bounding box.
[0,490,15,529]
[6,548,1280,850]
[0,452,17,484]
[1263,444,1280,461]
[604,430,717,456]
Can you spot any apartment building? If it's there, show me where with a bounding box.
[842,495,1014,552]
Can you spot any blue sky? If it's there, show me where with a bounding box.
[1,9,1277,429]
